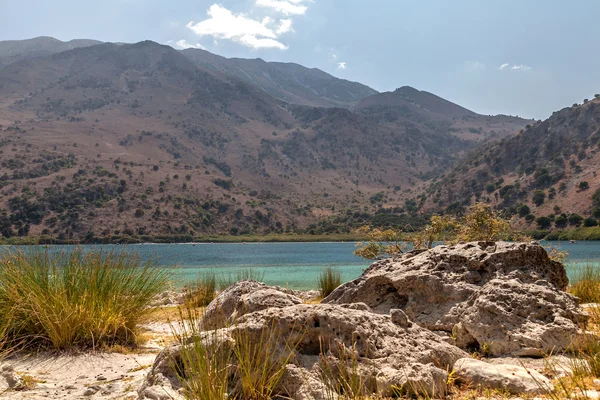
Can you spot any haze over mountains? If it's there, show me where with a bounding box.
[0,37,536,240]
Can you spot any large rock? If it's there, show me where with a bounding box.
[454,279,588,356]
[453,357,554,394]
[140,304,468,399]
[201,280,302,329]
[324,241,587,356]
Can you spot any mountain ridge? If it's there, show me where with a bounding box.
[0,38,529,240]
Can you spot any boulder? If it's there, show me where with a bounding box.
[324,241,587,356]
[453,279,588,356]
[140,304,468,399]
[201,280,303,329]
[453,357,553,394]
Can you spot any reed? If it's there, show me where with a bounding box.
[0,247,169,351]
[318,267,342,298]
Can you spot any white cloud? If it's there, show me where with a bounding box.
[511,64,532,71]
[186,3,305,50]
[174,39,206,50]
[238,34,288,50]
[276,19,293,34]
[337,62,347,70]
[464,60,486,72]
[255,0,308,15]
[498,63,533,71]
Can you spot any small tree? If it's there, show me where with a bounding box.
[568,214,584,227]
[579,181,590,190]
[536,216,552,230]
[583,217,598,227]
[532,190,546,206]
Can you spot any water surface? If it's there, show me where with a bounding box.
[4,241,599,290]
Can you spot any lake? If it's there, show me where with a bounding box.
[3,241,600,290]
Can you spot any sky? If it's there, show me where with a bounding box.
[1,0,598,119]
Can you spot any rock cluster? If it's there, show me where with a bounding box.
[324,241,587,356]
[139,241,589,398]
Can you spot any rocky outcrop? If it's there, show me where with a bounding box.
[324,241,587,356]
[140,303,468,399]
[453,279,587,356]
[453,357,553,394]
[201,280,303,330]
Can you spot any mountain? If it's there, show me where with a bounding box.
[354,86,530,145]
[182,48,378,108]
[0,36,102,68]
[425,96,600,229]
[0,39,529,241]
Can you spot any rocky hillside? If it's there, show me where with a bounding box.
[182,48,378,108]
[0,39,529,241]
[425,96,600,230]
[0,36,102,68]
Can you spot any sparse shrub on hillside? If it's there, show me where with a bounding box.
[584,217,598,227]
[555,215,568,228]
[532,190,546,206]
[569,214,584,227]
[518,204,531,217]
[536,216,552,230]
[579,181,590,190]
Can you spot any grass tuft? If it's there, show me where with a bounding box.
[218,268,265,290]
[318,267,342,298]
[0,247,169,351]
[569,265,600,303]
[184,273,217,308]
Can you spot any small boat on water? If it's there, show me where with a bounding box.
[569,240,576,244]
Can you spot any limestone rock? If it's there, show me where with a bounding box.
[140,304,467,398]
[201,280,302,330]
[454,279,588,356]
[454,357,554,394]
[324,241,586,355]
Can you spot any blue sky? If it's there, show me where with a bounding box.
[1,0,598,119]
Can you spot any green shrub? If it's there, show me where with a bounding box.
[0,248,169,351]
[318,267,342,298]
[584,217,598,227]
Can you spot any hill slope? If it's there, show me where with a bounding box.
[425,97,600,230]
[0,40,528,241]
[182,48,378,108]
[0,36,102,68]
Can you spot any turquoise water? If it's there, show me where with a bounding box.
[3,241,600,290]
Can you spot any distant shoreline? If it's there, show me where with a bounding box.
[0,233,368,245]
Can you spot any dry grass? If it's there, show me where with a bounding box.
[171,304,299,400]
[0,247,170,351]
[568,265,600,303]
[184,273,218,307]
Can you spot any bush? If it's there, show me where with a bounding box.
[0,248,169,351]
[536,216,552,229]
[532,190,546,206]
[518,204,531,218]
[584,217,599,227]
[318,267,342,298]
[569,213,584,227]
